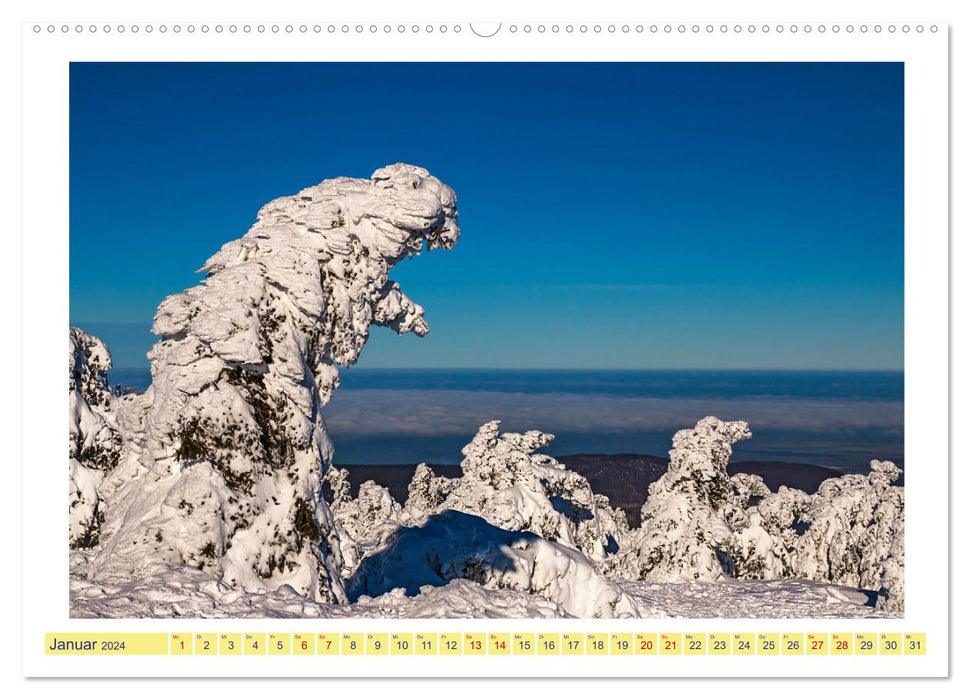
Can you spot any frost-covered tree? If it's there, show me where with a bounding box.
[69,328,121,548]
[611,416,903,607]
[791,460,904,610]
[340,421,626,564]
[83,164,459,602]
[609,417,751,582]
[334,420,636,616]
[324,466,352,508]
[431,421,629,562]
[729,485,811,580]
[331,480,402,542]
[69,328,120,470]
[724,461,904,598]
[405,463,453,512]
[716,472,810,580]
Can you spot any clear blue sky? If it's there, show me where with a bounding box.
[70,62,903,370]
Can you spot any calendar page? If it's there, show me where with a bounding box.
[20,8,949,680]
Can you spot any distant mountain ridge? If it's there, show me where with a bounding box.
[338,454,899,528]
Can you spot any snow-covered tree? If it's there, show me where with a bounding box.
[333,421,637,616]
[332,480,402,542]
[405,462,453,512]
[432,421,628,562]
[791,460,904,610]
[610,417,751,582]
[339,420,628,567]
[69,328,120,471]
[324,466,352,508]
[83,164,459,603]
[729,485,810,580]
[69,328,121,548]
[610,417,903,607]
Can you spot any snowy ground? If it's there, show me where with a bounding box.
[620,579,896,619]
[71,553,561,619]
[70,552,895,619]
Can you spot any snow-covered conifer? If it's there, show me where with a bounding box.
[791,460,904,610]
[405,463,453,512]
[83,164,459,603]
[611,417,751,582]
[69,328,121,548]
[332,480,402,542]
[437,421,628,562]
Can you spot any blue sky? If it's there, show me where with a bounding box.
[70,62,903,370]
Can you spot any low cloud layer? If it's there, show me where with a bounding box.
[323,389,903,438]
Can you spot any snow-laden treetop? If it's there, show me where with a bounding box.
[154,163,459,376]
[142,162,461,472]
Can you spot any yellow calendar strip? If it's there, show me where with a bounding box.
[586,633,609,655]
[831,632,853,655]
[439,632,462,656]
[758,633,780,655]
[782,633,804,655]
[367,632,389,655]
[855,633,878,656]
[244,633,266,655]
[45,633,169,656]
[879,633,902,655]
[464,632,486,655]
[562,632,584,655]
[43,631,928,656]
[269,633,290,655]
[342,633,364,655]
[709,633,730,656]
[807,632,828,655]
[733,633,755,655]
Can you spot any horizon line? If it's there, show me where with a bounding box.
[110,366,905,373]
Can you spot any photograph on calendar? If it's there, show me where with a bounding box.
[68,62,904,620]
